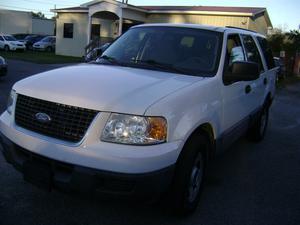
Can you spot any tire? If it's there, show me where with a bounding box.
[4,45,9,52]
[46,46,52,52]
[168,133,209,215]
[248,105,269,142]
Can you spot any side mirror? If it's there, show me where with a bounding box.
[225,61,260,83]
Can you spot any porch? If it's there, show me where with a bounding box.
[85,0,147,55]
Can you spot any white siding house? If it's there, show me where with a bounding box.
[53,0,273,57]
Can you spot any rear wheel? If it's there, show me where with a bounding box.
[248,105,269,142]
[169,134,208,215]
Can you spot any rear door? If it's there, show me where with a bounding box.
[256,36,277,98]
[240,34,266,110]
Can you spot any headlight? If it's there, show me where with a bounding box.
[7,90,16,114]
[101,113,167,145]
[0,56,5,65]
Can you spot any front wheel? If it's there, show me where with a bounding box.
[46,46,52,52]
[168,134,208,215]
[4,45,9,52]
[248,106,269,142]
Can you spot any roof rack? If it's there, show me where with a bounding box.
[225,26,258,33]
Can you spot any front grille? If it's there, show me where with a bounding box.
[15,94,98,143]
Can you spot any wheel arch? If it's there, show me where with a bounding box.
[178,122,216,163]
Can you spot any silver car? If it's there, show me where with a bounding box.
[33,36,56,52]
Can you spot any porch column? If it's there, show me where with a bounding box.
[87,15,92,44]
[118,10,123,36]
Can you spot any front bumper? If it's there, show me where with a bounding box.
[10,45,26,51]
[0,132,175,197]
[0,64,7,76]
[33,46,46,51]
[0,111,181,174]
[0,109,181,197]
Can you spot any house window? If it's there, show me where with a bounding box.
[63,23,73,38]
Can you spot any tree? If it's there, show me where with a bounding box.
[267,31,285,56]
[31,11,46,19]
[287,30,300,53]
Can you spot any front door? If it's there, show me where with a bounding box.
[221,33,258,146]
[91,24,101,40]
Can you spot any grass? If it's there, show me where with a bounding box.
[0,50,82,64]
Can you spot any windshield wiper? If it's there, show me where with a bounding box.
[133,59,188,74]
[96,55,123,66]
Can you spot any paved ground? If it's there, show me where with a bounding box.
[0,60,300,225]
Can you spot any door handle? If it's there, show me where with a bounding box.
[263,78,268,85]
[245,85,251,94]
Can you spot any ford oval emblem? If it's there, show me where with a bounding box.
[35,112,51,123]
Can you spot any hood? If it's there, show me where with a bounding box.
[33,41,46,46]
[9,41,24,45]
[13,64,203,115]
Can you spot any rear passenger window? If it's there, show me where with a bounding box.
[257,37,275,70]
[241,35,264,72]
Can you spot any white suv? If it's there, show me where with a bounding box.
[0,24,276,214]
[0,34,26,51]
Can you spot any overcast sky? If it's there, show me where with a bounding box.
[1,0,299,30]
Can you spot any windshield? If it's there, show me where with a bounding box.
[41,36,53,42]
[25,35,38,40]
[99,26,223,76]
[4,35,17,41]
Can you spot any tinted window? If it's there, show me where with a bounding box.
[241,35,263,72]
[41,36,52,42]
[101,27,223,76]
[64,23,73,38]
[0,36,4,41]
[257,37,275,69]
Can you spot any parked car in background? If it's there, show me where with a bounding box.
[274,57,286,80]
[12,33,30,41]
[23,34,46,50]
[84,43,111,62]
[0,34,26,51]
[33,36,56,52]
[0,56,7,77]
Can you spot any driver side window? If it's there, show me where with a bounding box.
[227,34,245,66]
[223,34,246,82]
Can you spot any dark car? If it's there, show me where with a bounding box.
[23,35,46,50]
[0,56,7,77]
[274,57,286,80]
[12,33,30,41]
[84,43,111,62]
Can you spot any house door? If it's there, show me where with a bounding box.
[91,24,101,40]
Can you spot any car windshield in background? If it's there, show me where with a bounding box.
[99,26,223,76]
[4,36,17,41]
[41,37,52,42]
